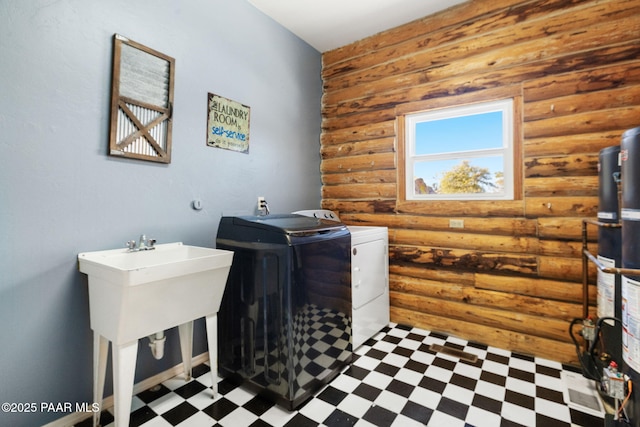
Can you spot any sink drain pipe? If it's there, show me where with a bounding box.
[148,331,166,359]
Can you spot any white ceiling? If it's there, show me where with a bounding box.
[248,0,468,52]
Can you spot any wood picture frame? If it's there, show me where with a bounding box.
[108,34,175,163]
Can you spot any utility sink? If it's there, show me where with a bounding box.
[78,242,234,427]
[78,242,234,343]
[78,242,232,287]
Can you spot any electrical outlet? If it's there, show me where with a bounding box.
[449,219,464,229]
[257,196,266,213]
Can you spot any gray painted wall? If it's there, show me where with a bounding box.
[0,1,322,425]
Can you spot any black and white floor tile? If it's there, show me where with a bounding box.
[76,324,604,427]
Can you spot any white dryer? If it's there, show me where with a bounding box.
[293,210,390,349]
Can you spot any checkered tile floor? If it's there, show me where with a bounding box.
[76,324,604,427]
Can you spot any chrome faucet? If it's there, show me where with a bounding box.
[126,235,156,251]
[138,234,147,250]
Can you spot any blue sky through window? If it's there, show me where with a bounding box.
[415,111,503,154]
[413,110,504,193]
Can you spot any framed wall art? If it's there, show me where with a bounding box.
[108,34,175,163]
[207,93,250,154]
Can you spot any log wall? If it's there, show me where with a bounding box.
[320,0,640,365]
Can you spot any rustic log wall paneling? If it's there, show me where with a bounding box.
[320,0,640,365]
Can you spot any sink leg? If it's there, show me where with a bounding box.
[113,341,138,427]
[93,334,108,427]
[205,314,218,397]
[178,321,194,381]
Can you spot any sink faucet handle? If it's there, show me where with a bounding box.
[126,240,137,250]
[148,238,156,248]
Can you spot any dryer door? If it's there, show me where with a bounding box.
[352,238,387,309]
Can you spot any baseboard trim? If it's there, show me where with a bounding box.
[42,352,210,427]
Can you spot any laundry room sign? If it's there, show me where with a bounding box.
[207,93,250,154]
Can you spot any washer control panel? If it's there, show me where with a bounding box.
[292,209,340,221]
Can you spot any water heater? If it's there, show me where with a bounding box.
[620,126,640,425]
[597,145,622,364]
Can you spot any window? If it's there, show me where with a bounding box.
[404,99,514,201]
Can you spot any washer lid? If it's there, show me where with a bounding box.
[226,214,345,234]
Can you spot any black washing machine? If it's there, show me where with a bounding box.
[216,214,352,410]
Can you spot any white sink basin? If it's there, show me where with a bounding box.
[78,242,233,342]
[78,242,234,427]
[78,242,232,287]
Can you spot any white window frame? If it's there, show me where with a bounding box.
[404,98,514,201]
